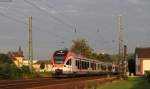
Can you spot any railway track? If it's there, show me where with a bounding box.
[0,76,117,89]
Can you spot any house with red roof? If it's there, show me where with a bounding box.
[8,46,24,67]
[135,47,150,75]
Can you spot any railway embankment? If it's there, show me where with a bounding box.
[89,76,150,89]
[0,76,117,89]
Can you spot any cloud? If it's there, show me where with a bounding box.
[127,0,141,4]
[0,35,16,40]
[48,9,58,14]
[0,7,4,9]
[39,6,59,14]
[64,9,79,13]
[40,6,79,15]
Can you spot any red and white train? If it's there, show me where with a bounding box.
[51,49,118,77]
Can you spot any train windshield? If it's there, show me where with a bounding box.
[53,50,68,64]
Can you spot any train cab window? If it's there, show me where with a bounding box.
[66,59,71,65]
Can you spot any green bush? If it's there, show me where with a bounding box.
[0,64,22,79]
[0,54,22,79]
[0,54,42,79]
[145,71,150,82]
[20,65,31,78]
[0,54,13,64]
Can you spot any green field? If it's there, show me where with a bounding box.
[97,77,150,89]
[85,77,150,89]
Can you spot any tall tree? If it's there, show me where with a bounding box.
[71,38,93,57]
[0,54,13,64]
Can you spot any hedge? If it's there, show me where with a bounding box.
[145,71,150,82]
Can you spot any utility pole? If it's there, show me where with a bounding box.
[74,24,77,33]
[117,15,124,79]
[123,45,128,79]
[28,16,33,72]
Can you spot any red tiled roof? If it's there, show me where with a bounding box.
[135,47,150,58]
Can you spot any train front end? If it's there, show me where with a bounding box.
[51,50,72,77]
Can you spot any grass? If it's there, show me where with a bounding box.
[85,77,150,89]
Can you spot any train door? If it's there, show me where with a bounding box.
[65,59,72,74]
[75,59,81,74]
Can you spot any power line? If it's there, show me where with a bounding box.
[23,0,75,31]
[23,0,105,44]
[0,1,116,52]
[5,4,77,42]
[0,12,27,25]
[0,11,70,41]
[23,0,101,43]
[42,0,75,25]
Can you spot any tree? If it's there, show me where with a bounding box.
[71,38,113,62]
[0,54,13,64]
[128,59,136,76]
[0,54,23,79]
[71,38,93,57]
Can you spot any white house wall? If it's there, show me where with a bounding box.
[143,59,150,74]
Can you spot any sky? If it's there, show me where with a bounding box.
[0,0,150,59]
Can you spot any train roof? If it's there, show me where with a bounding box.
[72,53,112,64]
[53,49,113,64]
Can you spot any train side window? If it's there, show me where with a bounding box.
[76,60,79,69]
[86,62,89,69]
[101,64,106,70]
[79,60,81,69]
[76,60,81,69]
[87,62,89,68]
[98,64,100,70]
[75,60,79,69]
[91,63,95,70]
[81,61,86,69]
[82,61,84,69]
[66,59,71,65]
[84,61,86,69]
[94,63,96,70]
[108,64,112,71]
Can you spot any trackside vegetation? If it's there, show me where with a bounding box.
[84,77,150,89]
[0,53,35,79]
[71,38,112,62]
[0,54,51,79]
[145,71,150,82]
